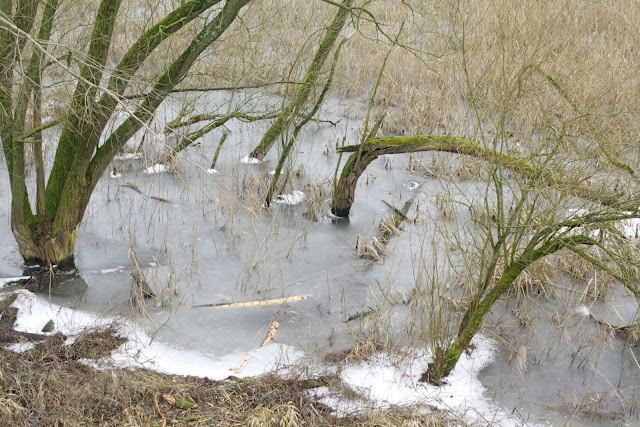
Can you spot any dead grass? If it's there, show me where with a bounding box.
[0,330,459,426]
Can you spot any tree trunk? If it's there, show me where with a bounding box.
[249,0,352,160]
[13,224,78,266]
[330,135,624,217]
[420,236,569,383]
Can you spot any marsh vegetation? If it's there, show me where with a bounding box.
[2,0,640,424]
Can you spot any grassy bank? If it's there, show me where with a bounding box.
[0,327,457,426]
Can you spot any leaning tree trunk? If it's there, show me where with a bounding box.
[420,235,582,383]
[330,135,622,217]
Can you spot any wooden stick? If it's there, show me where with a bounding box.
[260,321,280,347]
[231,321,280,373]
[192,295,310,308]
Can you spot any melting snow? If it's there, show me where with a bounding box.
[313,337,525,426]
[144,163,168,174]
[7,290,302,380]
[114,153,143,161]
[240,155,262,164]
[5,342,37,353]
[275,191,305,205]
[0,276,30,289]
[402,181,420,190]
[576,305,592,317]
[207,168,219,175]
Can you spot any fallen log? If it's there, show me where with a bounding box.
[192,295,310,308]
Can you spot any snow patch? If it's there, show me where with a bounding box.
[402,181,420,190]
[110,170,122,179]
[5,342,37,353]
[144,163,167,174]
[8,290,303,380]
[240,155,262,164]
[275,191,305,205]
[321,337,522,425]
[207,168,219,175]
[114,153,142,161]
[576,305,592,317]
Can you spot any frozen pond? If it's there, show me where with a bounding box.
[1,92,640,425]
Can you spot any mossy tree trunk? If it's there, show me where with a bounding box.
[330,135,624,217]
[330,134,640,382]
[0,0,250,265]
[421,234,571,382]
[249,0,353,161]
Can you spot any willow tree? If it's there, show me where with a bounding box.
[329,106,640,383]
[0,0,251,265]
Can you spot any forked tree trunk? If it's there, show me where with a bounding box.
[13,224,78,266]
[1,0,250,265]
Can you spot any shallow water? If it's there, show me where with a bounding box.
[2,92,640,425]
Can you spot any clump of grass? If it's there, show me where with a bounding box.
[435,190,456,220]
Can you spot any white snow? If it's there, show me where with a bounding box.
[620,217,640,240]
[7,290,303,380]
[206,168,219,175]
[576,305,592,317]
[5,342,36,353]
[110,170,122,179]
[275,190,305,205]
[144,163,167,174]
[240,155,262,164]
[269,170,276,176]
[11,290,112,336]
[564,209,640,241]
[402,181,420,190]
[114,153,143,161]
[316,337,524,426]
[0,276,30,289]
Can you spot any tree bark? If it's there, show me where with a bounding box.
[249,0,352,160]
[330,135,625,217]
